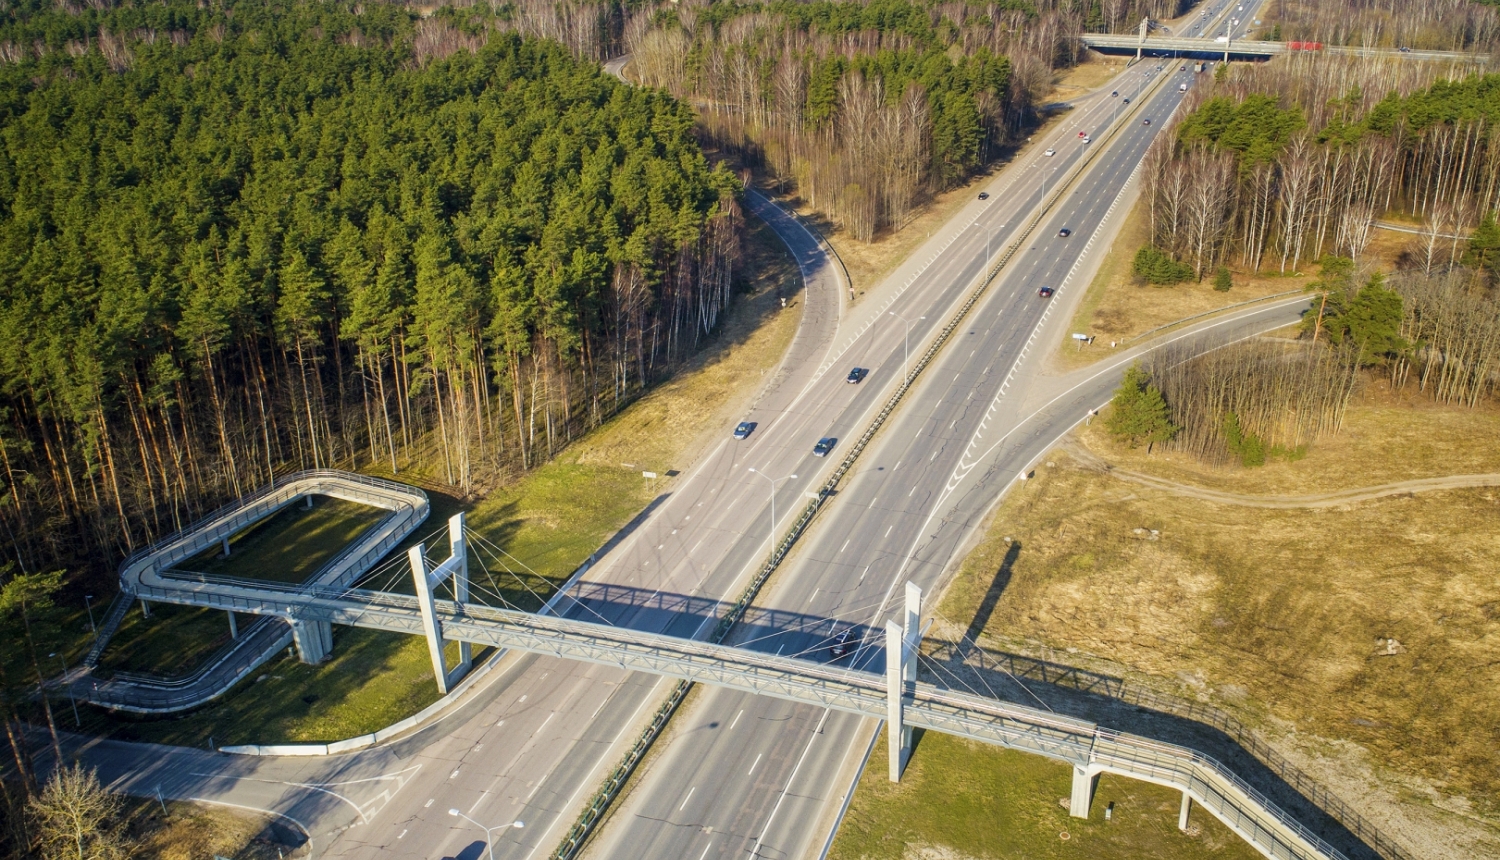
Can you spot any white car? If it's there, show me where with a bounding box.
[1082,136,1091,144]
[1044,148,1056,157]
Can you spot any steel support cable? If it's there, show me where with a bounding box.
[725,593,890,652]
[464,540,548,612]
[929,607,1055,713]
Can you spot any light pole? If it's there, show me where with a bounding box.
[447,808,523,860]
[84,594,96,633]
[888,311,926,381]
[747,468,796,560]
[50,652,79,727]
[987,224,1005,261]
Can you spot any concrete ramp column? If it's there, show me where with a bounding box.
[291,618,332,664]
[1179,791,1192,830]
[1070,764,1103,818]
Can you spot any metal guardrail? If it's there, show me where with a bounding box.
[78,471,428,713]
[120,580,1347,860]
[547,64,1190,860]
[82,591,133,668]
[82,620,295,713]
[948,642,1409,860]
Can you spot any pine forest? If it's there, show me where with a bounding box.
[0,0,743,577]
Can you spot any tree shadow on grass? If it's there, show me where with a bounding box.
[963,541,1021,644]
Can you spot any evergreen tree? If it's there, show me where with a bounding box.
[1133,246,1195,285]
[1106,365,1180,450]
[1462,211,1500,276]
[1214,266,1233,292]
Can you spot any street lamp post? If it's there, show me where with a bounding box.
[888,311,926,381]
[447,808,523,860]
[746,468,797,561]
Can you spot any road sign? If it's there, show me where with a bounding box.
[642,471,658,479]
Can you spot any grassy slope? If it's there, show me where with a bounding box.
[831,729,1260,860]
[87,209,803,746]
[937,394,1500,821]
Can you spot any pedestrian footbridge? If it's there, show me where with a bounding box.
[96,476,1361,860]
[83,470,428,711]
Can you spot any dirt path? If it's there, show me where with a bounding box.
[1065,441,1500,508]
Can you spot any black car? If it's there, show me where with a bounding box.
[1038,286,1055,298]
[1058,228,1072,238]
[1123,97,1131,104]
[1111,90,1118,97]
[830,627,857,659]
[1143,118,1151,125]
[733,421,757,440]
[813,437,837,457]
[846,367,868,384]
[978,191,990,200]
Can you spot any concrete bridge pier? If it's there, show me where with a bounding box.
[1070,763,1104,818]
[227,611,238,640]
[411,512,472,695]
[1180,791,1192,830]
[291,618,333,664]
[886,581,924,782]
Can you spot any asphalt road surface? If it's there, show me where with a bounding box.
[583,7,1287,860]
[61,3,1297,858]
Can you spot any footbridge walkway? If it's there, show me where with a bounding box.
[1080,33,1490,63]
[83,470,428,712]
[116,511,1342,860]
[90,477,1356,860]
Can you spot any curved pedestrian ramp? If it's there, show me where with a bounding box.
[81,470,428,713]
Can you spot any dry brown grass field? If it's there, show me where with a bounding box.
[936,387,1500,857]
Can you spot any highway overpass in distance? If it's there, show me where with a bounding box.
[1080,32,1492,64]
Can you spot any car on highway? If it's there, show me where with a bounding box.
[830,627,857,660]
[978,191,989,200]
[813,437,837,457]
[1122,97,1130,104]
[1111,90,1118,97]
[1058,228,1072,238]
[1044,148,1056,156]
[733,421,757,440]
[1082,136,1091,144]
[1037,286,1055,298]
[1078,130,1087,138]
[846,367,868,384]
[1143,118,1151,125]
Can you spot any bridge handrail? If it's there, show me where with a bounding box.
[120,578,1354,859]
[99,615,281,689]
[117,470,424,577]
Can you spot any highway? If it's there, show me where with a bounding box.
[582,3,1285,859]
[56,3,1319,859]
[64,60,1164,859]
